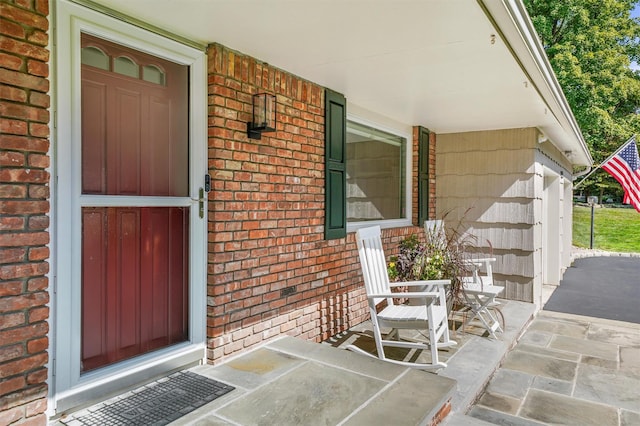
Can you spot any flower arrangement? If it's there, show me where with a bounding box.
[387,234,445,281]
[387,221,477,308]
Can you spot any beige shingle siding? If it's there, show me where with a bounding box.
[503,278,535,303]
[437,174,536,199]
[436,128,536,152]
[465,226,535,252]
[437,150,535,175]
[436,128,538,302]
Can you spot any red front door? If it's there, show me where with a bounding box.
[80,34,190,371]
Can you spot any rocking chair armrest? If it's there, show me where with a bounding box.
[389,279,451,288]
[368,291,440,300]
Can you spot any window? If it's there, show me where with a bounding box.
[81,46,109,70]
[114,55,139,78]
[143,65,166,85]
[81,41,167,86]
[346,120,407,222]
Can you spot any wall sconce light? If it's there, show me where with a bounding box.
[247,93,276,140]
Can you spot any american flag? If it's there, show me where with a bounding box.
[601,137,640,212]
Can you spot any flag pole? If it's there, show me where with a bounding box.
[574,135,636,189]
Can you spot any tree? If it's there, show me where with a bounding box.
[524,0,640,201]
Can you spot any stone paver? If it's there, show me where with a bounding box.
[464,311,640,426]
[518,330,552,346]
[202,347,304,389]
[511,342,581,361]
[467,406,545,425]
[621,409,640,426]
[484,369,533,399]
[549,334,618,360]
[445,412,496,425]
[216,362,384,426]
[500,350,577,381]
[519,389,618,426]
[476,391,521,415]
[574,363,640,411]
[530,375,573,396]
[621,346,640,373]
[588,323,640,346]
[269,335,408,381]
[527,317,589,338]
[343,368,456,425]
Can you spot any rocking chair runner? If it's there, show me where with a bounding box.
[348,225,457,370]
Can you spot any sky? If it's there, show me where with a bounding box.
[631,2,640,70]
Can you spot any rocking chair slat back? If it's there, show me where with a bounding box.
[355,225,392,306]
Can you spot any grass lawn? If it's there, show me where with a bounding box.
[573,205,640,253]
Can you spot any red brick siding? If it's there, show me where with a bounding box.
[0,0,50,424]
[430,400,452,426]
[206,43,433,363]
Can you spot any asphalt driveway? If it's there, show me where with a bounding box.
[544,256,640,324]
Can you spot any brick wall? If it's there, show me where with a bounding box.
[206,43,434,363]
[0,0,51,424]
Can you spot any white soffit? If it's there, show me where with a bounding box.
[86,0,592,166]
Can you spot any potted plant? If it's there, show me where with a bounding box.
[387,222,476,312]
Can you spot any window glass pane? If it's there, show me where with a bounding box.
[143,65,165,85]
[81,46,109,70]
[346,121,406,221]
[114,56,139,78]
[81,33,189,196]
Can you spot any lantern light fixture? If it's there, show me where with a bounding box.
[247,93,276,140]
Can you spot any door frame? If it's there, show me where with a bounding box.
[52,0,207,414]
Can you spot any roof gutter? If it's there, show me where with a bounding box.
[478,0,593,167]
[572,166,592,183]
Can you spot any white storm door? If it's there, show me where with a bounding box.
[54,0,206,412]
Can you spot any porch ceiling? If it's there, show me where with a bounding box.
[89,0,592,166]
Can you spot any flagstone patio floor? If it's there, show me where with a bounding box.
[56,299,536,426]
[172,299,535,425]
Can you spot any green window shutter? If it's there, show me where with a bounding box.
[418,126,430,226]
[324,89,347,240]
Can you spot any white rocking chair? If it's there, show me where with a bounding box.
[347,225,456,370]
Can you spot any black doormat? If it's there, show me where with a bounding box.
[72,371,235,426]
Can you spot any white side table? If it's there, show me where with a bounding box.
[461,283,505,339]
